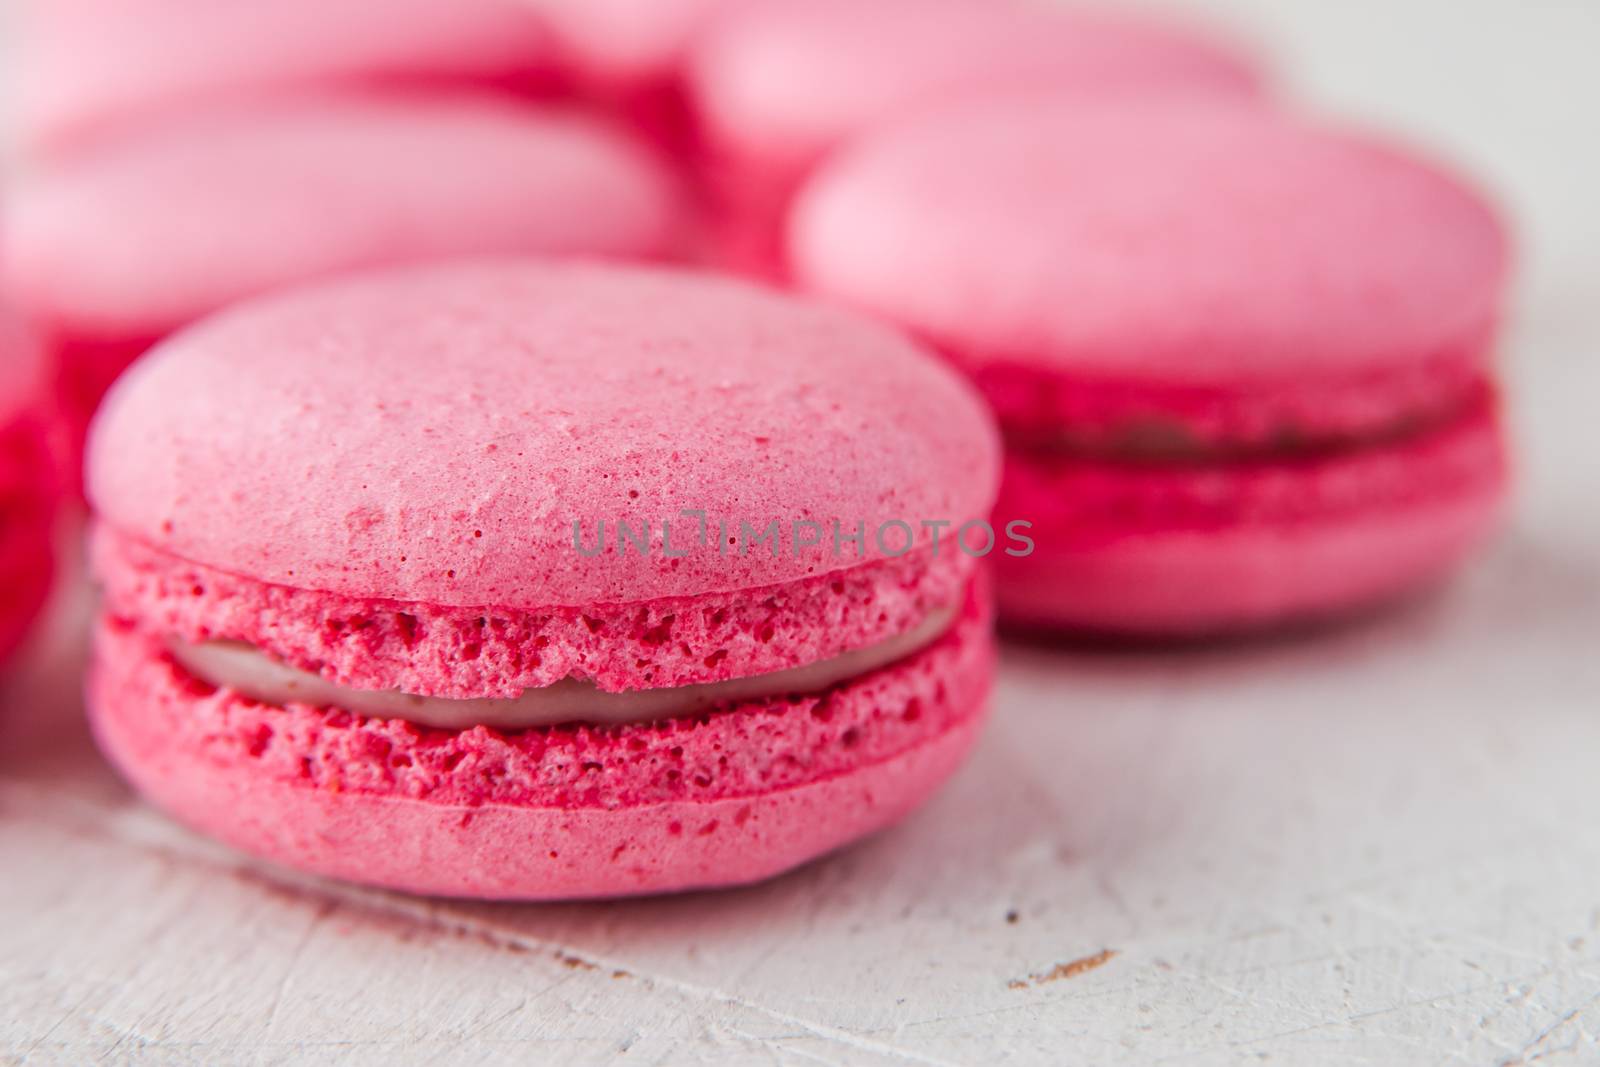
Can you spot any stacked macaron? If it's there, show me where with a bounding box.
[7,0,1518,900]
[792,99,1510,633]
[2,94,684,456]
[85,261,1000,898]
[686,0,1263,275]
[0,305,60,664]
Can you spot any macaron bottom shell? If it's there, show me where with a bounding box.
[994,401,1507,635]
[87,582,993,899]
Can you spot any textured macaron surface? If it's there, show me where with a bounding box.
[991,404,1506,632]
[88,580,993,897]
[792,99,1509,450]
[995,399,1503,546]
[4,96,682,344]
[95,578,990,814]
[94,526,974,698]
[89,260,999,611]
[14,0,553,149]
[691,0,1260,184]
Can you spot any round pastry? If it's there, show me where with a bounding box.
[2,93,685,448]
[791,98,1510,635]
[12,0,557,153]
[687,0,1262,276]
[86,259,1001,898]
[0,305,59,664]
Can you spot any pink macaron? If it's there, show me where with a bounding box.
[792,98,1510,635]
[2,93,685,453]
[687,0,1263,276]
[12,0,558,154]
[85,259,1001,899]
[0,305,59,664]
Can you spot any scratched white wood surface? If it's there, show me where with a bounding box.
[4,2,1600,1064]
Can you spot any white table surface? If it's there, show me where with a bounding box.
[4,2,1599,1064]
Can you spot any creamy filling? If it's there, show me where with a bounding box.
[167,606,956,730]
[1003,380,1493,465]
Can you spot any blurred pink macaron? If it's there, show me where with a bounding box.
[688,0,1263,276]
[792,98,1511,636]
[11,0,558,154]
[85,259,1001,899]
[1,93,686,459]
[0,305,60,665]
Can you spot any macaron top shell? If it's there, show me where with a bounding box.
[3,96,683,342]
[792,99,1509,446]
[690,0,1261,182]
[89,260,1000,609]
[14,0,553,150]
